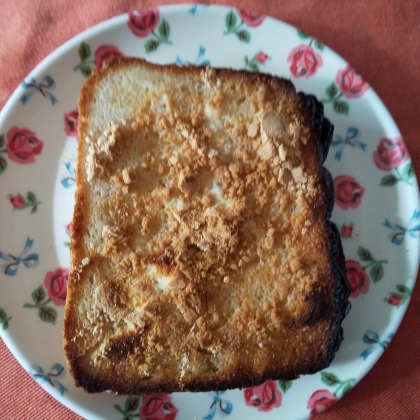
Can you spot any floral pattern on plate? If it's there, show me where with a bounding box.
[128,9,172,53]
[0,4,418,420]
[223,9,265,43]
[0,127,44,173]
[114,394,178,420]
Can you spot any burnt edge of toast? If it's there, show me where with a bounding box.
[65,59,351,394]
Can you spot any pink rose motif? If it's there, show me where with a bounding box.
[346,260,369,298]
[64,110,79,137]
[43,268,69,306]
[307,390,338,417]
[236,9,266,27]
[287,44,323,78]
[334,175,365,210]
[387,294,403,306]
[94,45,124,70]
[5,127,43,164]
[140,394,178,420]
[255,51,269,64]
[66,222,72,235]
[373,137,409,171]
[128,9,160,37]
[244,380,282,412]
[341,223,353,238]
[336,66,369,99]
[9,195,25,209]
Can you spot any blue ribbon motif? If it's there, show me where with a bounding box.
[203,392,233,420]
[383,210,420,245]
[176,46,211,67]
[20,75,58,105]
[330,127,366,161]
[29,363,68,396]
[0,237,39,276]
[360,330,394,360]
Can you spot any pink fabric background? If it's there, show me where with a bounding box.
[1,0,419,418]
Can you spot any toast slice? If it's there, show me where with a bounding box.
[63,58,350,395]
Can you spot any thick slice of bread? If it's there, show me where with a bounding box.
[63,58,350,395]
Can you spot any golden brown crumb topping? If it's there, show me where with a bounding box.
[70,66,336,384]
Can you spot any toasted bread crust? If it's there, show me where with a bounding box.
[64,58,350,395]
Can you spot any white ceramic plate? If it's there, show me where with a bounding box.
[0,4,419,420]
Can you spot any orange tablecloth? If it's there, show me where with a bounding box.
[1,0,419,419]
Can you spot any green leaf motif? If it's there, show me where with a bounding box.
[78,64,93,78]
[125,396,141,412]
[158,19,170,41]
[279,380,292,394]
[333,100,350,115]
[403,161,415,180]
[357,246,374,262]
[321,372,340,386]
[0,308,11,330]
[325,82,338,99]
[314,40,325,51]
[236,30,251,43]
[396,284,411,295]
[0,133,5,148]
[39,306,57,325]
[31,205,38,214]
[0,155,7,174]
[145,39,160,53]
[32,285,46,305]
[78,42,91,60]
[26,191,37,205]
[380,174,398,186]
[225,10,237,31]
[341,382,352,396]
[247,62,259,72]
[297,29,311,39]
[370,263,384,283]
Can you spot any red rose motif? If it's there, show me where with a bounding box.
[336,66,369,99]
[346,260,369,298]
[94,45,124,70]
[334,175,365,210]
[43,268,69,306]
[128,9,160,37]
[244,380,282,412]
[387,294,403,306]
[64,110,79,137]
[140,394,178,420]
[9,195,25,209]
[255,51,269,64]
[5,127,44,164]
[236,9,266,27]
[341,224,353,238]
[307,389,338,417]
[287,44,323,78]
[373,137,409,171]
[66,222,72,235]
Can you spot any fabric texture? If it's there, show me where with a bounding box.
[0,0,419,419]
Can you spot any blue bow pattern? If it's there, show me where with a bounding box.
[29,363,68,396]
[20,75,58,105]
[383,210,420,245]
[0,237,39,276]
[203,391,233,420]
[176,46,211,67]
[61,161,76,188]
[360,330,394,360]
[330,127,367,161]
